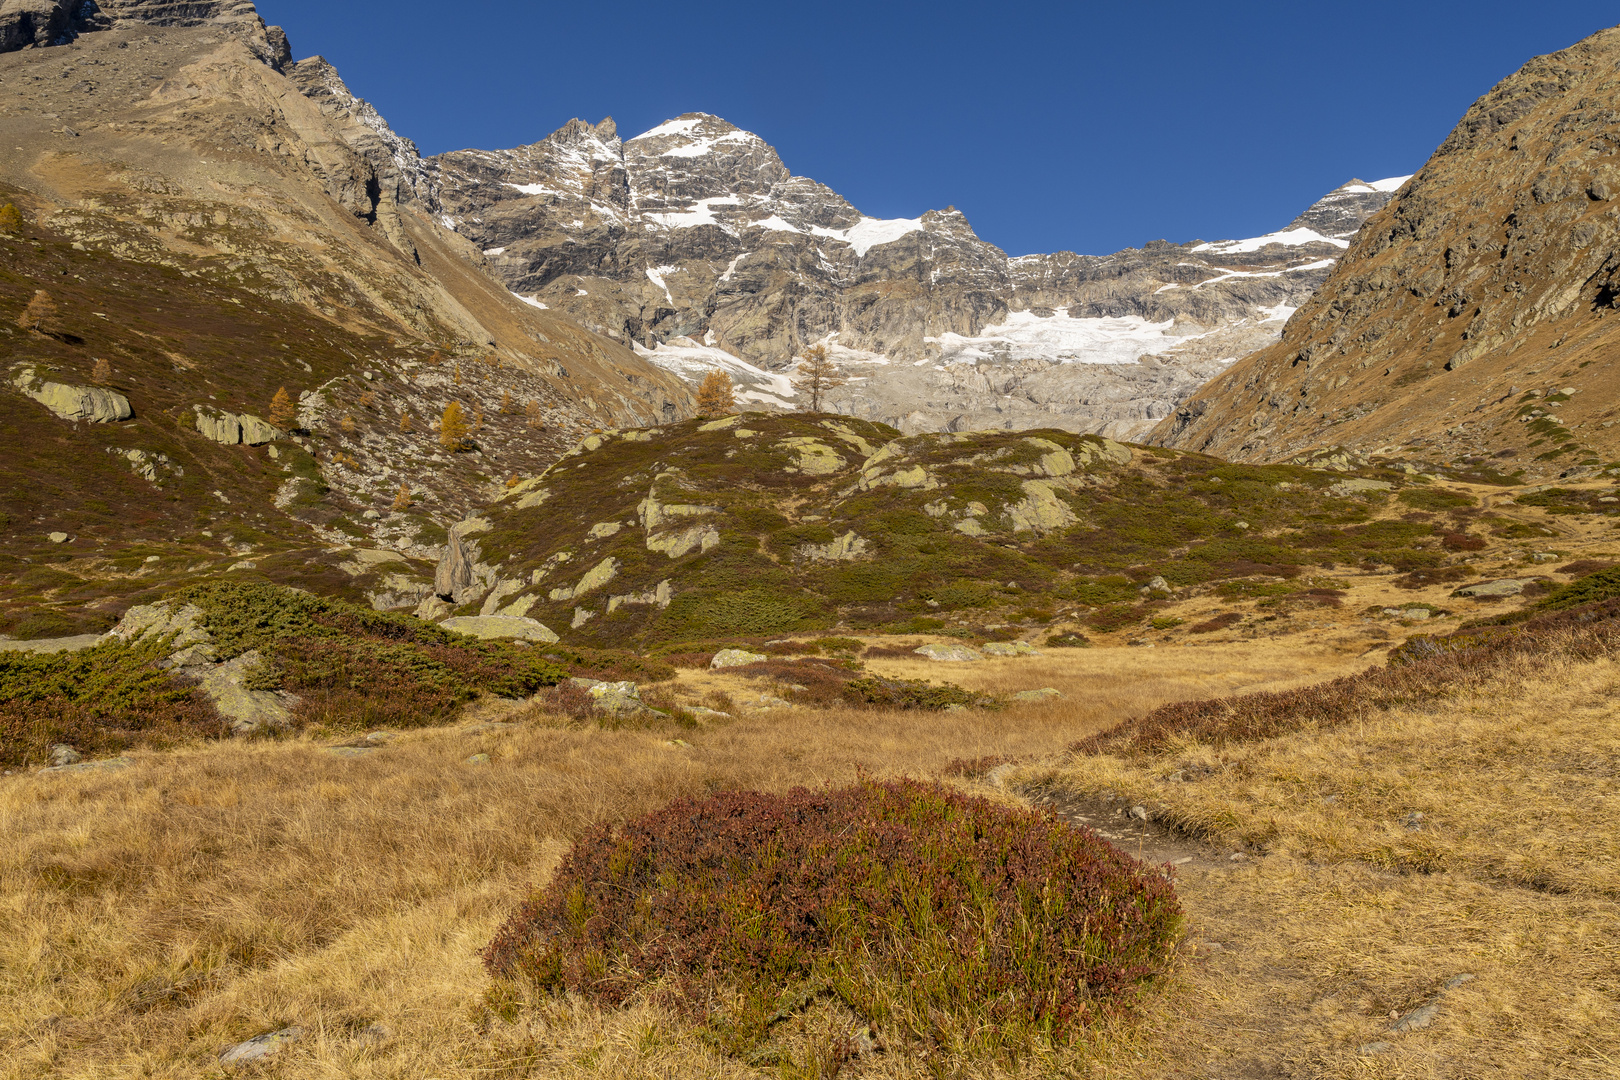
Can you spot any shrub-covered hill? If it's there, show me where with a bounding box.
[457,411,1468,647]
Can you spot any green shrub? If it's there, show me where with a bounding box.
[1398,489,1475,511]
[484,780,1183,1061]
[841,674,992,710]
[1045,632,1093,648]
[660,589,826,637]
[0,638,228,766]
[1539,567,1620,612]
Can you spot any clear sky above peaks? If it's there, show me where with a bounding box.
[256,1,1608,257]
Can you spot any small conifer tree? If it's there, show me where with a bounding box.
[473,403,485,432]
[400,411,414,433]
[340,414,357,435]
[440,401,470,451]
[268,386,297,429]
[359,389,377,410]
[792,344,846,412]
[453,361,462,385]
[695,369,735,417]
[500,389,514,415]
[0,204,23,235]
[391,483,414,512]
[90,357,112,384]
[16,290,57,334]
[525,400,544,430]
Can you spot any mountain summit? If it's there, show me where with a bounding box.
[432,116,1404,436]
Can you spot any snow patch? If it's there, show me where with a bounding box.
[1192,228,1350,255]
[645,266,679,305]
[1191,259,1335,289]
[632,117,705,141]
[928,309,1197,367]
[511,292,548,310]
[644,195,741,232]
[484,247,506,256]
[507,183,551,196]
[809,216,925,257]
[632,339,798,401]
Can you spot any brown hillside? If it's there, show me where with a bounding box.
[1153,24,1620,480]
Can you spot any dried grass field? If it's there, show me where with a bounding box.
[2,625,1615,1078]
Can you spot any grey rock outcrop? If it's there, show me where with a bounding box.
[711,648,768,669]
[193,406,280,446]
[13,366,132,423]
[915,643,983,662]
[2,0,274,56]
[219,1027,301,1067]
[434,520,488,603]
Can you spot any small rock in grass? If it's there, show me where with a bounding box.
[568,678,650,715]
[1403,811,1425,831]
[710,648,769,669]
[914,643,982,662]
[684,706,732,720]
[1013,687,1063,702]
[1128,805,1150,822]
[48,531,69,544]
[1357,1041,1394,1055]
[465,753,491,765]
[1452,578,1528,598]
[48,745,81,768]
[219,1027,300,1066]
[40,756,131,775]
[982,641,1040,657]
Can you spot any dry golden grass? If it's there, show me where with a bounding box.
[1031,641,1620,1078]
[4,625,1616,1078]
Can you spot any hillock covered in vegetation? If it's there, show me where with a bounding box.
[465,411,1480,647]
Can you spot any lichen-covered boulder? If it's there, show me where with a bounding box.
[914,643,982,662]
[13,366,131,423]
[982,641,1041,657]
[711,648,769,669]
[438,615,560,643]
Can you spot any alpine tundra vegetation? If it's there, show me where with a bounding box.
[2,4,1620,1078]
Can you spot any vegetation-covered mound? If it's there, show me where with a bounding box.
[469,412,1459,648]
[483,779,1183,1062]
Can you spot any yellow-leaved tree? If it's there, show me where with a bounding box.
[440,401,470,451]
[695,369,735,417]
[16,290,57,334]
[0,204,23,235]
[268,387,297,429]
[791,344,845,413]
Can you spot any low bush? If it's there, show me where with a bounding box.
[1045,631,1093,648]
[841,674,994,711]
[1187,612,1243,634]
[483,780,1183,1060]
[1394,565,1473,590]
[1442,532,1487,552]
[1538,566,1620,612]
[1556,559,1619,577]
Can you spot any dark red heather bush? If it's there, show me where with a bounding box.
[484,780,1182,1057]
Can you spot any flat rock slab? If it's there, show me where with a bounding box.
[1013,688,1064,701]
[439,615,559,643]
[1453,578,1529,598]
[38,756,132,776]
[915,643,982,662]
[982,641,1041,657]
[219,1027,301,1066]
[711,648,769,668]
[0,633,105,654]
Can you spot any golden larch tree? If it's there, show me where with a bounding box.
[525,400,544,431]
[695,369,735,417]
[268,387,297,429]
[340,414,357,435]
[0,204,23,234]
[391,482,414,511]
[90,357,112,384]
[399,410,414,433]
[791,344,845,412]
[440,401,470,451]
[16,290,57,334]
[499,389,514,415]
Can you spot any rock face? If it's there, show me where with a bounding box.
[193,406,278,445]
[430,114,1403,438]
[1,0,271,56]
[438,615,559,643]
[1152,25,1620,478]
[13,366,132,422]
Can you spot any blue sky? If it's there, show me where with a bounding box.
[256,1,1607,257]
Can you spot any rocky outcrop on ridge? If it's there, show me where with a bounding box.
[431,115,1401,436]
[1152,23,1620,480]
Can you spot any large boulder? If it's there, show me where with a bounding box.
[711,648,768,669]
[568,678,649,716]
[1453,578,1530,598]
[438,615,559,643]
[13,366,132,423]
[194,406,281,446]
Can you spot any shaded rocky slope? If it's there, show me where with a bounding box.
[435,413,1479,650]
[1153,24,1620,481]
[431,115,1404,437]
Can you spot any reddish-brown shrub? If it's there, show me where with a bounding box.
[1187,612,1243,634]
[1394,565,1473,590]
[1442,532,1487,552]
[1557,560,1618,577]
[483,780,1182,1056]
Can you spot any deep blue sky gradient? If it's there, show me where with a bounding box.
[255,1,1608,256]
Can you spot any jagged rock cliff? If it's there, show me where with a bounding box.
[431,115,1403,437]
[1152,24,1620,480]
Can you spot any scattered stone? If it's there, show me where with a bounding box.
[219,1027,301,1066]
[1128,805,1150,821]
[568,678,649,716]
[1357,1041,1394,1055]
[571,607,595,629]
[1531,552,1559,563]
[682,705,733,720]
[711,648,769,669]
[48,745,81,768]
[1453,578,1528,598]
[982,641,1041,657]
[465,753,491,765]
[47,531,69,543]
[1389,974,1474,1033]
[1328,478,1395,497]
[914,643,982,662]
[1383,607,1432,619]
[1139,575,1171,595]
[1403,811,1426,831]
[1012,687,1063,702]
[1128,639,1156,648]
[191,651,294,734]
[438,615,559,643]
[326,746,377,759]
[39,756,132,776]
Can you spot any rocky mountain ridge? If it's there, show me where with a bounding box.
[1152,23,1620,481]
[430,113,1407,437]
